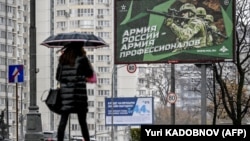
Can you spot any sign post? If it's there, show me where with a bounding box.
[9,64,24,141]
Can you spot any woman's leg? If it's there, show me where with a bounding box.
[57,113,69,141]
[77,112,90,141]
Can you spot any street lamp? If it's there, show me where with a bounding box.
[111,64,126,141]
[4,0,9,139]
[24,1,43,141]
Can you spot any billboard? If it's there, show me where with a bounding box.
[105,97,154,125]
[115,0,234,64]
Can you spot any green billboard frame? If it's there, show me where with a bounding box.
[114,0,235,64]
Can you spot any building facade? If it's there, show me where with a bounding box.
[0,0,30,140]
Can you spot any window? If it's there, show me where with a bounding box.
[87,89,94,96]
[97,101,104,107]
[70,20,78,28]
[8,85,14,93]
[0,44,5,52]
[97,55,110,62]
[0,98,4,106]
[88,112,95,119]
[77,8,94,17]
[0,71,5,78]
[97,113,105,119]
[98,0,110,4]
[85,48,94,52]
[138,90,146,96]
[57,0,66,5]
[88,101,94,107]
[0,57,5,65]
[98,78,110,85]
[56,10,66,17]
[78,0,94,5]
[0,31,6,38]
[97,8,110,16]
[97,67,110,73]
[97,124,110,132]
[97,32,110,39]
[0,17,4,25]
[138,78,144,85]
[97,20,110,27]
[71,124,79,131]
[24,5,28,11]
[24,26,28,32]
[88,124,94,130]
[80,20,94,28]
[56,21,66,28]
[24,16,27,22]
[98,90,110,96]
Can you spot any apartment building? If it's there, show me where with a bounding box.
[0,0,30,140]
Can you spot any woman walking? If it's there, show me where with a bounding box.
[56,42,94,141]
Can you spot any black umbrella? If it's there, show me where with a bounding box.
[40,32,109,48]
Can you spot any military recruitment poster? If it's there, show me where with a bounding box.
[114,0,234,64]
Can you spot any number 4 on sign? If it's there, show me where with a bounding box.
[133,105,149,113]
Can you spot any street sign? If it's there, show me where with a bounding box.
[105,97,154,125]
[9,65,24,83]
[127,64,137,73]
[166,92,177,104]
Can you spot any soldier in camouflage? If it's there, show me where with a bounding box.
[165,3,207,50]
[204,14,220,45]
[196,7,214,46]
[196,7,207,19]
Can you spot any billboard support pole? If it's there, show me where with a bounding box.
[170,64,175,125]
[201,64,207,124]
[111,65,117,141]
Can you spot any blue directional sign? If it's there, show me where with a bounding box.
[9,65,24,83]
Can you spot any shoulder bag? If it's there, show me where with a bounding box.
[42,64,63,114]
[45,88,61,114]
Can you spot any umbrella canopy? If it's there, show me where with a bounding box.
[40,32,109,48]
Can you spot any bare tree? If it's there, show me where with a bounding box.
[137,64,171,105]
[154,105,200,124]
[213,0,250,125]
[138,64,202,124]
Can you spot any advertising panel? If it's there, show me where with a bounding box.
[115,0,234,64]
[105,97,154,125]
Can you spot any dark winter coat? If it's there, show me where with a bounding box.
[56,56,93,113]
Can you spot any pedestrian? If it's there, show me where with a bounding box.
[56,42,94,141]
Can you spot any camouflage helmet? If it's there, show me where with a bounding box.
[205,14,214,22]
[196,7,207,17]
[179,3,196,14]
